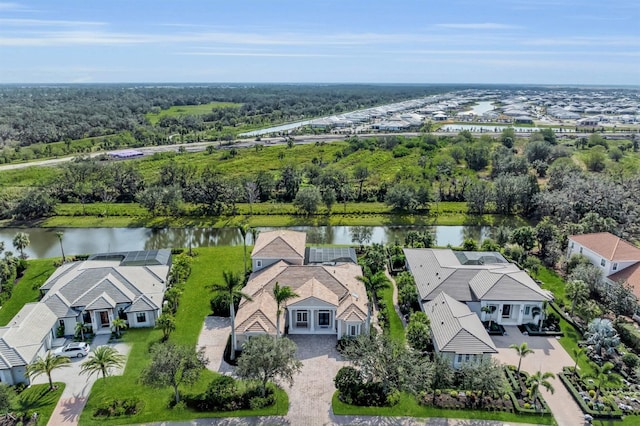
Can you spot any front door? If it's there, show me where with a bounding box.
[99,311,110,327]
[502,304,511,318]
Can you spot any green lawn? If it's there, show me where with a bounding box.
[332,392,555,425]
[0,259,57,326]
[16,383,65,425]
[537,266,596,377]
[80,246,288,424]
[379,283,405,343]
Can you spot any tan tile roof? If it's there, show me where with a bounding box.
[295,278,340,306]
[570,232,640,261]
[235,263,367,335]
[251,230,306,259]
[609,264,640,300]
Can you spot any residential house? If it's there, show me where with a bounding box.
[404,248,552,367]
[0,250,171,385]
[234,231,368,348]
[567,232,640,299]
[425,292,497,368]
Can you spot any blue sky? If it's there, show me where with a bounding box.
[0,0,638,85]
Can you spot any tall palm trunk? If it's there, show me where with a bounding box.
[230,301,237,360]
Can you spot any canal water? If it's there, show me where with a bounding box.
[0,225,491,259]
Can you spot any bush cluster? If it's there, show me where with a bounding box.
[185,376,275,411]
[93,398,144,418]
[334,366,394,407]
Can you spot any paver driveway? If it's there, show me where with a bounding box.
[492,326,584,426]
[31,334,130,426]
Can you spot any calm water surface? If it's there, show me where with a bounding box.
[0,226,492,259]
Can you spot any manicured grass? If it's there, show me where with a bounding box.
[538,266,567,304]
[0,259,57,326]
[145,102,242,124]
[17,382,65,425]
[379,283,405,343]
[331,392,555,425]
[537,266,597,377]
[80,246,288,424]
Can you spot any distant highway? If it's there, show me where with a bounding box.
[0,131,634,171]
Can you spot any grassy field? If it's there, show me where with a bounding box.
[332,391,555,424]
[80,246,288,424]
[145,102,242,125]
[0,259,57,325]
[16,383,66,425]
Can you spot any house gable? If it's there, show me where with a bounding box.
[290,296,336,309]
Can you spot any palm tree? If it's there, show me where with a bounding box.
[273,281,298,338]
[80,346,126,379]
[75,321,86,341]
[585,361,622,403]
[211,270,253,360]
[237,224,250,276]
[55,231,65,263]
[527,370,555,412]
[356,271,390,330]
[26,352,71,390]
[481,305,495,330]
[111,318,127,338]
[12,232,30,260]
[157,312,176,340]
[572,347,585,375]
[510,342,535,373]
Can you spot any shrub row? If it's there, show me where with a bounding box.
[559,369,622,419]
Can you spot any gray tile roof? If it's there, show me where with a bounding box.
[425,292,497,355]
[0,303,58,364]
[0,339,26,368]
[404,248,550,303]
[73,277,137,308]
[43,293,77,318]
[469,270,552,301]
[85,292,117,310]
[125,295,157,313]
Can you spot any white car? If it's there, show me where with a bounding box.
[53,342,90,358]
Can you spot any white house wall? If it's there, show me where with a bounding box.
[480,300,544,326]
[126,310,157,328]
[567,240,638,277]
[61,317,77,336]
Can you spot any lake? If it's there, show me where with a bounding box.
[0,225,492,259]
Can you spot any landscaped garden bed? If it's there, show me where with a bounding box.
[559,367,623,419]
[483,321,506,335]
[518,322,563,336]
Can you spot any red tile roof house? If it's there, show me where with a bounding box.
[234,230,368,350]
[567,232,640,299]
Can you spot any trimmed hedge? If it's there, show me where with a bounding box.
[503,367,552,415]
[559,368,623,419]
